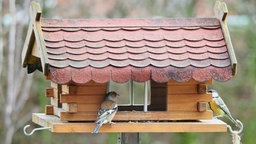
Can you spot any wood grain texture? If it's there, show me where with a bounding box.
[45,105,54,115]
[60,95,104,104]
[45,88,54,98]
[197,84,207,94]
[32,113,227,133]
[62,82,107,95]
[197,102,207,112]
[59,111,212,121]
[50,97,58,107]
[51,80,214,121]
[167,94,211,111]
[62,103,77,113]
[167,85,198,94]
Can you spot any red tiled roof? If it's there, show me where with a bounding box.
[39,18,232,84]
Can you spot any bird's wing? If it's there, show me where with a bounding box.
[96,100,118,124]
[214,96,232,116]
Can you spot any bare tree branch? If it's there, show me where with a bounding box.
[6,0,16,119]
[0,0,4,103]
[14,0,30,75]
[15,74,33,112]
[14,0,32,106]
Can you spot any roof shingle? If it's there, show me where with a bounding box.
[35,18,233,84]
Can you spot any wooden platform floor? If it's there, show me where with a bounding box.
[32,113,227,133]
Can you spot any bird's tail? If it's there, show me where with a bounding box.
[227,115,240,128]
[92,123,102,134]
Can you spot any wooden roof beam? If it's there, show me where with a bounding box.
[21,1,41,68]
[214,1,237,76]
[21,1,49,74]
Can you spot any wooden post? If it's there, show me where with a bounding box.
[119,133,140,144]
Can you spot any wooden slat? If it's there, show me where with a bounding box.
[53,107,65,117]
[62,83,107,95]
[22,1,41,67]
[167,94,211,103]
[50,83,61,99]
[53,88,58,98]
[45,88,54,98]
[71,86,107,95]
[59,111,212,121]
[21,20,35,67]
[197,84,207,94]
[34,21,49,73]
[45,105,54,115]
[168,85,198,94]
[221,21,237,75]
[197,102,207,112]
[31,41,40,57]
[61,85,73,94]
[214,1,237,75]
[62,103,77,113]
[167,94,211,111]
[167,103,198,111]
[60,94,104,103]
[50,97,59,107]
[77,104,100,112]
[32,113,227,133]
[51,82,58,89]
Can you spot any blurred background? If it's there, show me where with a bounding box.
[0,0,255,144]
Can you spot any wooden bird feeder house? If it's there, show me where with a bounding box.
[22,1,237,133]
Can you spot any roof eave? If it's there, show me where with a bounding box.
[22,1,49,75]
[21,22,35,68]
[214,1,237,76]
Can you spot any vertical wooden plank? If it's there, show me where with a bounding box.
[51,82,58,89]
[57,84,62,108]
[50,97,58,107]
[150,81,167,111]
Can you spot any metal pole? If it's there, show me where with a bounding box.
[144,81,148,112]
[119,133,140,144]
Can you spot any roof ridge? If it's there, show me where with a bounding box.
[40,17,220,28]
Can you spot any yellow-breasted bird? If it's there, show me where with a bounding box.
[92,91,119,133]
[208,89,239,127]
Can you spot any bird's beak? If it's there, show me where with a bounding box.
[117,94,120,97]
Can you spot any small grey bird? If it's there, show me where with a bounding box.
[92,91,119,133]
